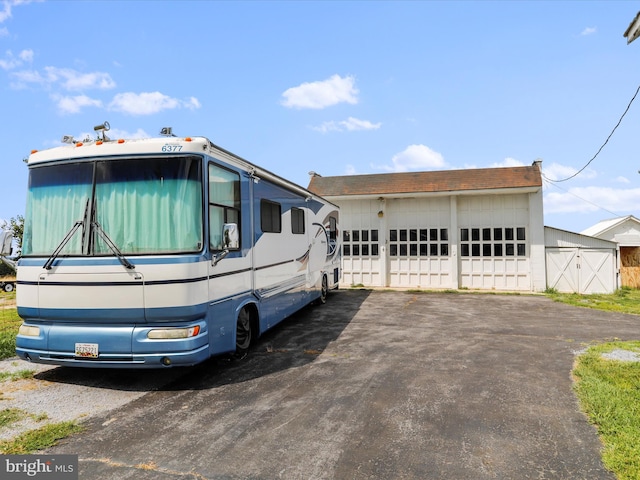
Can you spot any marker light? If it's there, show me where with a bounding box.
[147,325,200,339]
[75,142,83,147]
[118,139,125,144]
[18,325,40,337]
[185,137,192,142]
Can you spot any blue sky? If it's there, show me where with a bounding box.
[1,0,639,235]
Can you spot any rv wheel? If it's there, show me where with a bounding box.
[3,283,14,293]
[319,275,328,304]
[235,307,252,357]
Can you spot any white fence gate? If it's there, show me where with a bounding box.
[546,247,616,294]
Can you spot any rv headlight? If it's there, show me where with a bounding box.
[18,325,40,337]
[147,326,200,339]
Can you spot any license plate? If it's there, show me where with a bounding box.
[75,343,99,358]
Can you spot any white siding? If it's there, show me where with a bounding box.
[337,190,545,292]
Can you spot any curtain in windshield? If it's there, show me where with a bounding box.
[23,163,93,256]
[94,157,203,254]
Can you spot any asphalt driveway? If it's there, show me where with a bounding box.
[42,290,640,479]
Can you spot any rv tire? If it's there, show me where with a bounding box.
[235,307,252,357]
[319,275,328,304]
[3,282,14,293]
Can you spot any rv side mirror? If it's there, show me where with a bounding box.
[0,231,13,256]
[223,223,239,250]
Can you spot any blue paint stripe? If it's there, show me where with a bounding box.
[19,303,209,323]
[17,270,253,288]
[19,255,207,267]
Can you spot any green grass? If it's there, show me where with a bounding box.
[0,408,25,428]
[0,308,21,360]
[0,368,35,382]
[546,287,640,315]
[0,421,83,454]
[573,341,640,479]
[539,288,640,478]
[0,289,20,360]
[0,408,47,428]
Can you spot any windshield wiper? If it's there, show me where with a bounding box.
[43,221,84,270]
[44,198,91,270]
[91,221,135,270]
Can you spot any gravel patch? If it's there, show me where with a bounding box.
[574,348,640,362]
[0,358,184,443]
[601,349,640,362]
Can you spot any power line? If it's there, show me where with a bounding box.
[542,176,626,219]
[547,81,640,183]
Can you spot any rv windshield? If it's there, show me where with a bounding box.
[24,156,203,256]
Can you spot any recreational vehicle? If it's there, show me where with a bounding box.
[15,124,340,368]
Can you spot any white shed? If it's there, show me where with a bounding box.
[545,227,618,294]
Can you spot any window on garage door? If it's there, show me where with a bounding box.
[460,227,526,257]
[343,229,379,257]
[389,228,449,257]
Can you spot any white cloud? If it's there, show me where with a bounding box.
[581,27,597,36]
[344,164,357,175]
[490,157,525,168]
[0,1,12,23]
[185,96,201,110]
[312,116,381,133]
[544,186,640,214]
[373,144,447,172]
[0,27,8,37]
[43,67,115,91]
[11,66,115,91]
[1,1,44,32]
[281,74,358,109]
[9,68,43,85]
[97,127,150,140]
[54,94,103,114]
[0,48,33,70]
[542,162,597,182]
[19,49,32,61]
[615,176,630,184]
[10,63,200,116]
[108,91,201,116]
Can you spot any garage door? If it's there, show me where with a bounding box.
[546,248,616,294]
[387,198,453,289]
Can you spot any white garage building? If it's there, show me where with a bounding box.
[308,161,546,292]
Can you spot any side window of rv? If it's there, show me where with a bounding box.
[208,163,241,250]
[329,216,337,241]
[291,207,305,234]
[261,200,281,233]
